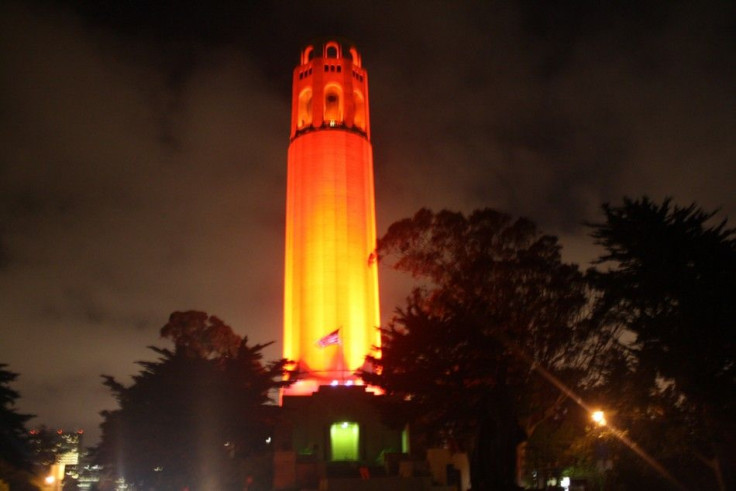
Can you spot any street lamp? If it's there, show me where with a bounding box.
[588,409,687,489]
[43,474,61,491]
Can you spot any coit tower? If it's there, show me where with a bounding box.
[282,39,381,396]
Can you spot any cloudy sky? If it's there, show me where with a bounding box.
[1,1,734,444]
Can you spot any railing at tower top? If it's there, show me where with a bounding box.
[291,120,368,142]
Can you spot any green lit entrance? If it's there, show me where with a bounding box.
[330,422,359,460]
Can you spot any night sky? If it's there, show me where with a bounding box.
[1,1,734,444]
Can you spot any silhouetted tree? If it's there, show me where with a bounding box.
[363,209,604,489]
[160,310,242,359]
[95,312,290,490]
[0,364,36,491]
[589,197,736,490]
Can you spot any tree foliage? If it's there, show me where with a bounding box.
[0,364,35,491]
[588,197,736,490]
[160,310,242,360]
[95,311,290,490]
[363,208,601,489]
[590,197,735,402]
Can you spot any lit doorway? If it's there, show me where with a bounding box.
[330,422,359,460]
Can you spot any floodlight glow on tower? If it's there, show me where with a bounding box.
[282,40,381,396]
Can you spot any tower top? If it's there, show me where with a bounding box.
[298,38,363,68]
[290,38,370,140]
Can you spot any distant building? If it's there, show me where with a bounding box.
[28,428,101,489]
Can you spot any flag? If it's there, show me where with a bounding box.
[317,329,340,348]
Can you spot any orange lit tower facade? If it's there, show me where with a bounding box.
[282,40,380,395]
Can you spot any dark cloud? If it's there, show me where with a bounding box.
[1,0,734,443]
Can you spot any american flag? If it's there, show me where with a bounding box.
[317,329,340,348]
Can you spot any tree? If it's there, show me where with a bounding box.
[589,197,736,490]
[363,209,601,489]
[94,311,290,490]
[0,364,36,491]
[160,310,242,359]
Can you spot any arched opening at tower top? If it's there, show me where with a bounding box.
[324,84,343,124]
[325,41,341,58]
[297,88,313,129]
[353,91,366,131]
[302,45,315,64]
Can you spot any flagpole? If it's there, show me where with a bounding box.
[341,340,346,383]
[339,330,344,383]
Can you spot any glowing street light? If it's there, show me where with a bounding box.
[592,410,607,426]
[44,473,61,491]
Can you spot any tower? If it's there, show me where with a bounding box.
[274,42,405,488]
[282,39,381,395]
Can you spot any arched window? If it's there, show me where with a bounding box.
[298,88,313,128]
[349,47,361,67]
[302,45,314,65]
[324,84,343,124]
[353,91,365,130]
[325,41,340,59]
